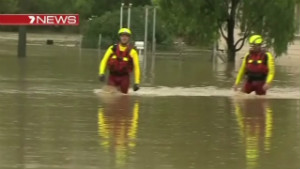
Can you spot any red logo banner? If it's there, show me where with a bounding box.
[0,14,79,26]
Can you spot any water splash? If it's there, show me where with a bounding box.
[94,86,300,99]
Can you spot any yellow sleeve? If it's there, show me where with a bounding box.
[130,49,141,84]
[235,53,248,85]
[99,46,113,75]
[266,52,275,84]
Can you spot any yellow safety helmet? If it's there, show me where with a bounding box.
[118,28,132,36]
[249,35,263,45]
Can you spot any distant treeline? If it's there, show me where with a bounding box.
[0,0,173,48]
[0,0,152,33]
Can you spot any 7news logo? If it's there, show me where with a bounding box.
[28,15,78,25]
[0,14,79,26]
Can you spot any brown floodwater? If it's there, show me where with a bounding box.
[0,43,299,169]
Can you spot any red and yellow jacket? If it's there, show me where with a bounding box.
[235,51,275,85]
[99,44,141,84]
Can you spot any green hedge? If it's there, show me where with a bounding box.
[81,6,173,49]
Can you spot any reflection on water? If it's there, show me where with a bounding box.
[98,96,139,168]
[233,99,273,169]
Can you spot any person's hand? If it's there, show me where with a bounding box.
[99,74,105,82]
[263,83,271,91]
[133,84,140,91]
[233,84,239,91]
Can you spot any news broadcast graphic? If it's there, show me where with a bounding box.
[0,14,79,26]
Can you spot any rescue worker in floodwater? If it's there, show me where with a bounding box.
[98,28,141,94]
[233,35,275,95]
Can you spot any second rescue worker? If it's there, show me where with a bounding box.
[99,28,141,94]
[233,35,275,95]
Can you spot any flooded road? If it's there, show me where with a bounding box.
[0,43,299,169]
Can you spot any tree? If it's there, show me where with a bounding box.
[160,0,300,62]
[82,7,171,48]
[0,0,18,13]
[91,0,151,17]
[25,0,94,19]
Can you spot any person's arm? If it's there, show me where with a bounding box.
[130,49,141,84]
[266,52,275,84]
[99,46,113,75]
[235,54,248,85]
